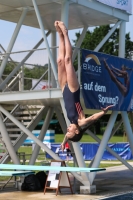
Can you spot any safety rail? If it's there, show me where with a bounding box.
[0,45,81,92]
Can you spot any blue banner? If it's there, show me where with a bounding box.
[81,49,133,111]
[46,143,133,160]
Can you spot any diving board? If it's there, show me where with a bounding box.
[0,164,106,172]
[0,171,34,176]
[0,170,34,191]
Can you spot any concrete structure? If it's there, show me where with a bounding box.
[0,0,133,194]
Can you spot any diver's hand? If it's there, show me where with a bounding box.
[60,143,65,152]
[101,105,114,114]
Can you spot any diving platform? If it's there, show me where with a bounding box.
[0,89,62,106]
[0,0,130,30]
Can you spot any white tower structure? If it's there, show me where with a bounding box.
[0,0,132,194]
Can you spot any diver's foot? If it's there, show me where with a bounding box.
[54,21,63,35]
[58,21,68,35]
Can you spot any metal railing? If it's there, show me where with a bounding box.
[0,45,81,93]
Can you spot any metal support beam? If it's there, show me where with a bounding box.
[89,111,118,184]
[72,26,88,62]
[121,112,133,154]
[129,113,133,132]
[0,32,51,90]
[109,119,123,139]
[0,8,28,79]
[54,107,67,134]
[94,20,122,52]
[32,0,58,87]
[51,31,57,87]
[13,107,49,154]
[119,21,126,57]
[77,0,129,21]
[29,107,54,164]
[19,70,24,91]
[0,106,61,161]
[61,0,70,28]
[0,113,20,164]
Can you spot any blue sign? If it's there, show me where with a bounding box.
[46,143,133,160]
[81,49,133,111]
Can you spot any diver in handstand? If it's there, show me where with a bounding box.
[55,21,113,151]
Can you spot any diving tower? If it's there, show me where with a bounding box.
[0,0,133,194]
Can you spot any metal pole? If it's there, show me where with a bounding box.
[94,21,122,52]
[89,111,118,184]
[32,0,58,87]
[30,69,48,90]
[29,107,54,164]
[21,66,24,91]
[54,107,67,134]
[48,59,50,88]
[19,71,23,91]
[109,119,123,139]
[0,32,51,90]
[0,114,20,164]
[129,113,133,132]
[61,0,70,27]
[119,21,126,57]
[51,31,57,88]
[0,8,28,79]
[0,106,61,161]
[72,26,88,62]
[121,112,133,154]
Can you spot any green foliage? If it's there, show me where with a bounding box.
[2,62,48,91]
[24,65,48,79]
[3,63,48,79]
[73,25,133,68]
[3,62,16,76]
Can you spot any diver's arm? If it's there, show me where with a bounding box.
[60,135,68,151]
[78,105,114,126]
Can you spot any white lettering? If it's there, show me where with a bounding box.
[84,82,93,91]
[94,82,106,92]
[98,94,119,106]
[83,63,102,73]
[83,63,87,70]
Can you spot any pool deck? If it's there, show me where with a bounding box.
[0,164,133,200]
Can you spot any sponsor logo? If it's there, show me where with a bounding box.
[83,54,102,73]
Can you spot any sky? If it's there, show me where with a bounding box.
[0,7,133,65]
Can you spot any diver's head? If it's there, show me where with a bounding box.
[66,123,80,139]
[66,123,84,142]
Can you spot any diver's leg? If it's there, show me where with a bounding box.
[104,60,127,96]
[55,21,67,91]
[58,21,79,92]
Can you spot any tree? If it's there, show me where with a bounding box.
[3,62,48,79]
[73,25,133,68]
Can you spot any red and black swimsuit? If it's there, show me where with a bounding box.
[63,84,83,124]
